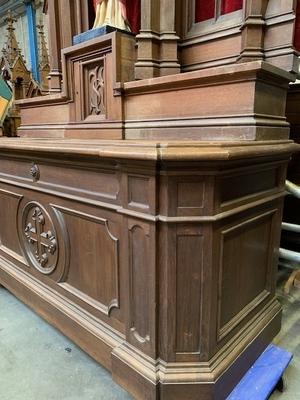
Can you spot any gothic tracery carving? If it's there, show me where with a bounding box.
[89,64,105,116]
[23,203,58,274]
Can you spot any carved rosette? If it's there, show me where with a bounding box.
[22,202,58,274]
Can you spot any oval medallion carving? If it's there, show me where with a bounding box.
[22,202,58,274]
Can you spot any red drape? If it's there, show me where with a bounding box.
[195,0,243,23]
[126,0,141,34]
[92,0,140,33]
[221,0,243,15]
[195,0,215,23]
[294,1,300,52]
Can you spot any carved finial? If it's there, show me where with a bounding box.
[5,10,17,28]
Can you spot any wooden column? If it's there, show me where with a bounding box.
[159,0,180,76]
[135,0,180,79]
[47,0,62,92]
[135,0,160,79]
[238,0,269,62]
[75,0,91,34]
[58,0,76,49]
[47,0,81,92]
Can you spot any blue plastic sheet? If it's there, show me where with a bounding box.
[227,344,293,400]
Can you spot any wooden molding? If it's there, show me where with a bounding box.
[16,60,296,140]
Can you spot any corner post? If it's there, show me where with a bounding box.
[238,0,269,62]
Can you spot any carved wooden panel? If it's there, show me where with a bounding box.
[128,218,156,356]
[55,205,120,316]
[0,188,24,262]
[159,176,213,217]
[82,58,106,121]
[129,222,150,342]
[220,167,278,205]
[60,32,135,135]
[128,175,150,211]
[0,158,121,205]
[22,202,58,274]
[86,61,106,117]
[176,180,205,215]
[175,226,203,354]
[125,174,156,215]
[0,143,291,400]
[15,197,70,282]
[217,210,276,340]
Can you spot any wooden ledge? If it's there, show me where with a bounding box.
[123,61,295,95]
[0,139,298,162]
[15,93,69,108]
[16,60,295,110]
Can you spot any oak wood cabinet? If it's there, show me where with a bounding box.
[0,0,299,399]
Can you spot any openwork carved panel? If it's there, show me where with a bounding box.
[81,58,106,120]
[89,64,105,116]
[22,202,58,274]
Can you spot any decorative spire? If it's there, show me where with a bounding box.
[36,19,50,91]
[36,20,49,70]
[2,11,25,67]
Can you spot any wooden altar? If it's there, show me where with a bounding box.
[0,1,299,399]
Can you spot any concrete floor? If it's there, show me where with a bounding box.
[0,287,132,400]
[270,270,300,400]
[0,271,299,400]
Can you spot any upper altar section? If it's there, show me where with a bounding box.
[41,0,300,86]
[15,0,300,141]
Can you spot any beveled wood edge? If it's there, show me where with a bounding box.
[0,139,298,161]
[0,176,287,223]
[16,94,69,107]
[16,59,296,109]
[112,298,281,384]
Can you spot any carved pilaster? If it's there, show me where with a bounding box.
[238,0,269,62]
[47,0,62,92]
[135,0,180,79]
[46,0,92,92]
[159,0,180,76]
[135,0,160,79]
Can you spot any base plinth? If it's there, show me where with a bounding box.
[73,25,133,45]
[0,139,297,399]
